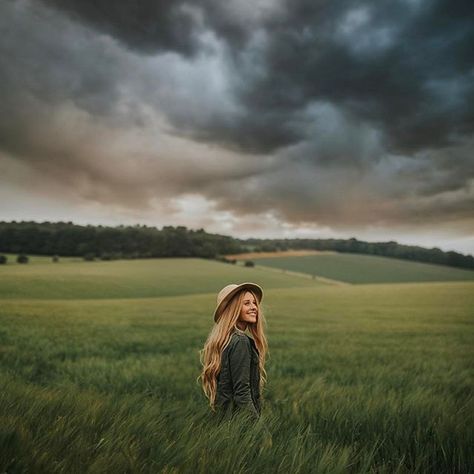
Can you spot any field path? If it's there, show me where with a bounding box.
[224,249,337,259]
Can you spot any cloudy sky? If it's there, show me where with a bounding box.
[1,0,473,254]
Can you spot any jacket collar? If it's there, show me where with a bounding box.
[233,328,259,353]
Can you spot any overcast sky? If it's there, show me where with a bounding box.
[1,0,473,254]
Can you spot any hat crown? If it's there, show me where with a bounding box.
[217,284,239,305]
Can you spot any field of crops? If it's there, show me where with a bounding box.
[240,252,474,284]
[0,257,473,473]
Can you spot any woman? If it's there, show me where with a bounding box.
[198,282,268,422]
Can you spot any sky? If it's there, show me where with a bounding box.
[0,0,473,254]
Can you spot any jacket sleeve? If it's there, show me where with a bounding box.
[228,336,259,418]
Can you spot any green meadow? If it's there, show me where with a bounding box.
[0,258,324,299]
[0,257,473,473]
[243,253,474,284]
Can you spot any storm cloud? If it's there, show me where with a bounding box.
[0,0,473,252]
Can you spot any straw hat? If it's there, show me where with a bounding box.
[213,282,263,322]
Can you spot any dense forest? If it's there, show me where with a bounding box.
[0,221,473,270]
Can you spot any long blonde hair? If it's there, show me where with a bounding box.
[197,289,268,411]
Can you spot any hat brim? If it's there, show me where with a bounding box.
[213,282,263,322]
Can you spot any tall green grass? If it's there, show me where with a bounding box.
[1,275,473,473]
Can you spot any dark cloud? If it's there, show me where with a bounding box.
[0,0,473,248]
[38,0,283,56]
[39,0,202,56]
[231,0,474,154]
[34,0,474,155]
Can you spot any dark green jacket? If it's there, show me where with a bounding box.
[215,330,261,421]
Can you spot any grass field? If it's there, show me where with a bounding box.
[0,258,326,300]
[240,253,474,284]
[0,258,473,473]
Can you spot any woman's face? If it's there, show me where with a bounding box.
[238,291,258,327]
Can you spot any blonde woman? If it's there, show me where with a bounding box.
[198,282,268,421]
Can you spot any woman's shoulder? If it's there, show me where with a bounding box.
[230,331,250,343]
[224,331,251,351]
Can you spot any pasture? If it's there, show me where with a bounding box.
[0,257,473,473]
[0,258,325,300]
[237,252,474,284]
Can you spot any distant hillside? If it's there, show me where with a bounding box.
[240,236,474,271]
[0,221,472,271]
[242,253,474,284]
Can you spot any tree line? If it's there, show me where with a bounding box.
[0,221,472,270]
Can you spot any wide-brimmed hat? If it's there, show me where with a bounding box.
[213,282,263,322]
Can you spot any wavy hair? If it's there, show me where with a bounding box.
[197,289,268,411]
